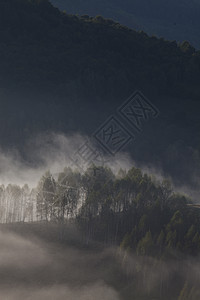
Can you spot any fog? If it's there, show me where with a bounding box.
[0,283,119,300]
[0,132,133,187]
[0,133,86,187]
[0,223,200,300]
[0,132,198,203]
[0,131,199,299]
[0,225,120,300]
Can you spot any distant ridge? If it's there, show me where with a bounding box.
[51,0,200,49]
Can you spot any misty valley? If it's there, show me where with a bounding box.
[0,165,200,299]
[0,0,200,299]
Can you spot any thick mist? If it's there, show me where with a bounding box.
[0,223,200,300]
[0,224,121,300]
[0,132,133,187]
[0,132,198,203]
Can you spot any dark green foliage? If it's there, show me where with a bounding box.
[136,230,154,256]
[2,164,200,300]
[34,165,200,258]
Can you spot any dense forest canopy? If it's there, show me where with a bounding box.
[1,164,199,258]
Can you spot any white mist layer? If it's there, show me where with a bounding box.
[0,132,198,202]
[0,132,133,187]
[0,227,120,300]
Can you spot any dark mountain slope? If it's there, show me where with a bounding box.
[0,0,200,98]
[51,0,200,49]
[0,0,200,187]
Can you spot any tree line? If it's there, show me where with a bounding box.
[1,165,200,258]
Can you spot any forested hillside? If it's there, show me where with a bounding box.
[0,2,200,299]
[1,164,200,299]
[1,164,200,258]
[0,0,200,190]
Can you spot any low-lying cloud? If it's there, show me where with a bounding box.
[0,226,120,300]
